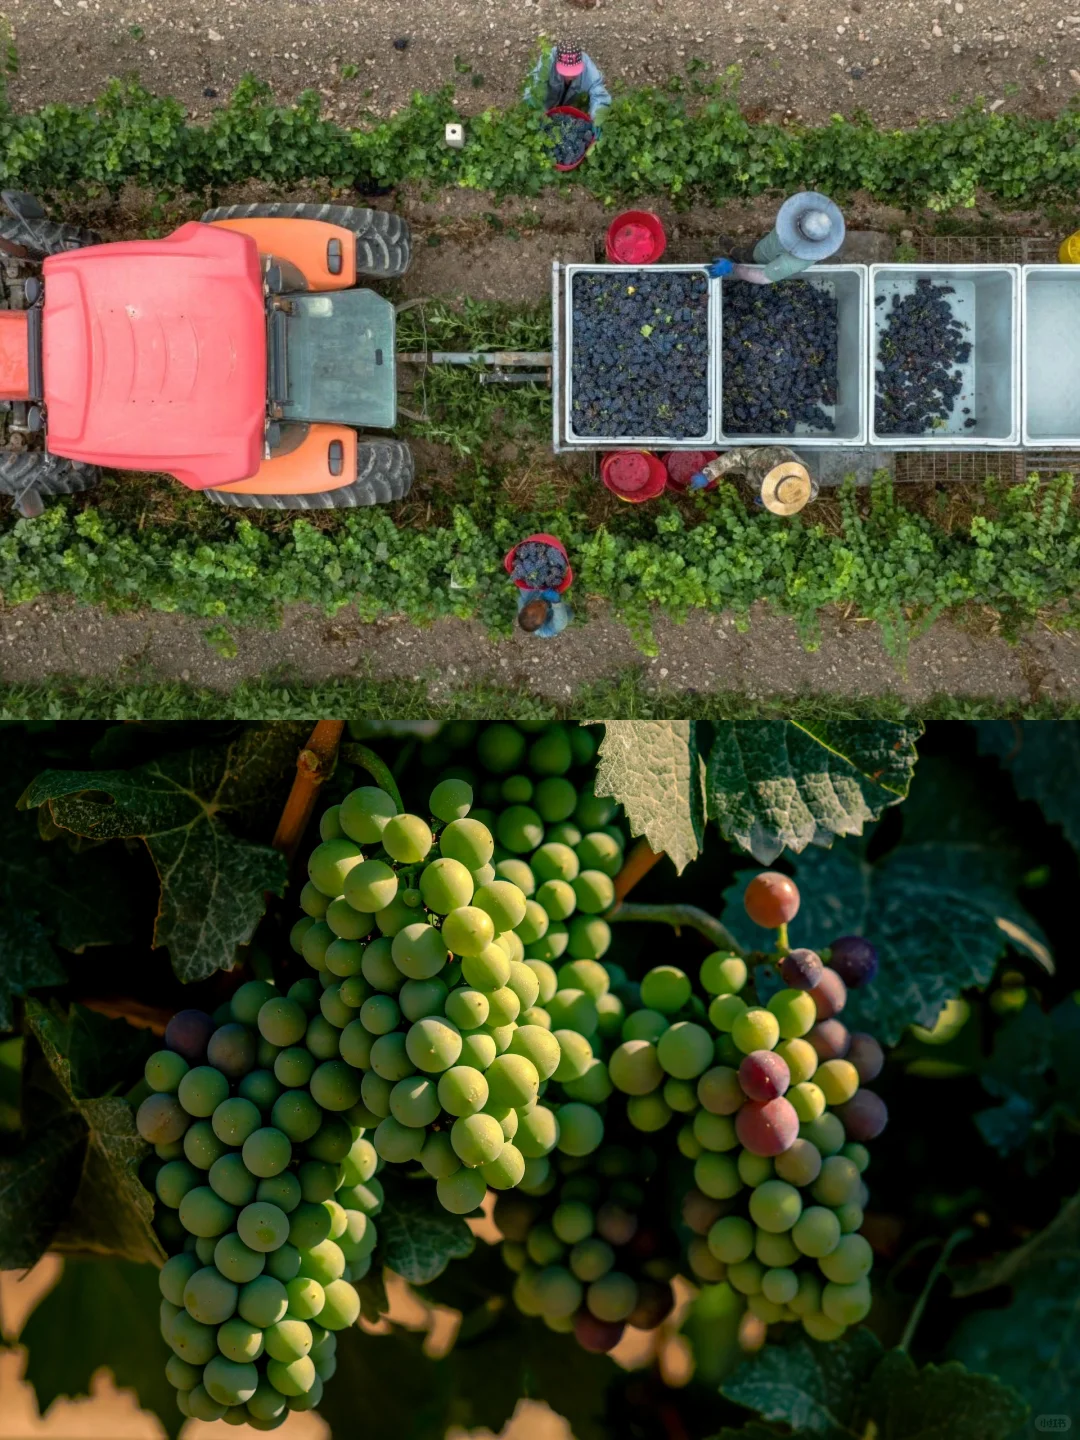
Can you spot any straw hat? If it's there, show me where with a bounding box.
[760,461,814,515]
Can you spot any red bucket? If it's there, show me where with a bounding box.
[546,106,596,172]
[664,450,719,493]
[600,451,668,503]
[605,210,668,265]
[503,533,573,593]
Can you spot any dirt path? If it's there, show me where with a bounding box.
[0,596,1074,706]
[7,0,1080,130]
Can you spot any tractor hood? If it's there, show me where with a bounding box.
[280,288,396,430]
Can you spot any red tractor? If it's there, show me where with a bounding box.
[0,192,414,517]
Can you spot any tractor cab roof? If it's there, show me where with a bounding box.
[41,222,266,489]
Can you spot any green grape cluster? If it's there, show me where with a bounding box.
[137,987,372,1430]
[502,863,885,1348]
[288,723,627,1218]
[492,1137,680,1353]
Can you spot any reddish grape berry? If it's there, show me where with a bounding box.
[836,1090,888,1141]
[808,1020,851,1062]
[574,1311,626,1353]
[735,1096,800,1156]
[779,948,823,991]
[164,1009,215,1065]
[628,1279,675,1330]
[681,1189,728,1235]
[738,1050,791,1102]
[596,1203,638,1246]
[829,936,879,989]
[810,969,848,1021]
[847,1033,884,1083]
[743,872,800,929]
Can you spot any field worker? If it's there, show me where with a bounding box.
[708,193,845,286]
[527,38,612,130]
[508,535,573,638]
[518,589,573,638]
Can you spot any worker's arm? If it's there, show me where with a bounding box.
[581,55,612,122]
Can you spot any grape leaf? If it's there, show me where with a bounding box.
[0,907,68,1033]
[378,1183,476,1283]
[951,1195,1079,1439]
[66,1004,157,1101]
[722,1328,883,1437]
[723,842,1049,1045]
[704,721,920,864]
[972,998,1080,1161]
[23,999,163,1266]
[594,721,705,873]
[318,1325,452,1440]
[976,720,1080,854]
[724,1331,1026,1440]
[20,1257,181,1439]
[19,726,295,982]
[0,1110,88,1268]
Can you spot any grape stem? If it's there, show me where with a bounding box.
[897,1226,973,1354]
[340,743,404,812]
[272,721,347,863]
[606,901,748,956]
[612,836,666,903]
[775,922,790,957]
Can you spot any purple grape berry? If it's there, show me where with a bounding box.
[779,947,824,991]
[829,936,879,989]
[164,1009,216,1065]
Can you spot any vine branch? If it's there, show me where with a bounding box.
[898,1227,973,1353]
[78,996,171,1036]
[272,721,347,863]
[613,837,665,904]
[606,902,747,956]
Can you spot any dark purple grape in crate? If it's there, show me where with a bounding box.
[721,279,838,436]
[570,270,710,439]
[829,935,879,988]
[875,277,972,435]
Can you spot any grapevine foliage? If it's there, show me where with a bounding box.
[1,720,1079,1440]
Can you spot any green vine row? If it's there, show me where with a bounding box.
[7,72,1080,210]
[3,474,1078,659]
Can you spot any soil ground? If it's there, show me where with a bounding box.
[7,0,1080,128]
[1,596,1075,708]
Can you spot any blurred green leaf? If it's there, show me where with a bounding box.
[378,1183,475,1283]
[21,1258,181,1439]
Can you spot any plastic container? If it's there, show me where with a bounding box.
[869,264,1020,446]
[1059,232,1080,264]
[503,533,573,593]
[1022,265,1080,445]
[564,263,717,447]
[600,451,668,502]
[546,106,596,172]
[605,211,667,265]
[664,451,719,491]
[717,264,867,448]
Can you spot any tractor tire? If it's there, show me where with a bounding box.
[200,202,412,277]
[204,439,413,510]
[0,215,102,259]
[0,451,100,517]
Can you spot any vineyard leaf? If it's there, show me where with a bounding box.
[594,721,705,873]
[859,1351,1027,1440]
[20,1257,181,1439]
[378,1184,475,1283]
[723,843,1048,1045]
[0,907,68,1032]
[66,1004,156,1100]
[0,1110,87,1267]
[24,999,163,1266]
[19,726,295,982]
[972,998,1080,1160]
[951,1196,1077,1438]
[722,1328,883,1437]
[512,1316,620,1440]
[355,1265,390,1321]
[976,720,1080,854]
[318,1325,452,1440]
[704,721,920,864]
[724,1332,1025,1440]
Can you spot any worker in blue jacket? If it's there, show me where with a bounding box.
[526,38,612,129]
[518,590,573,638]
